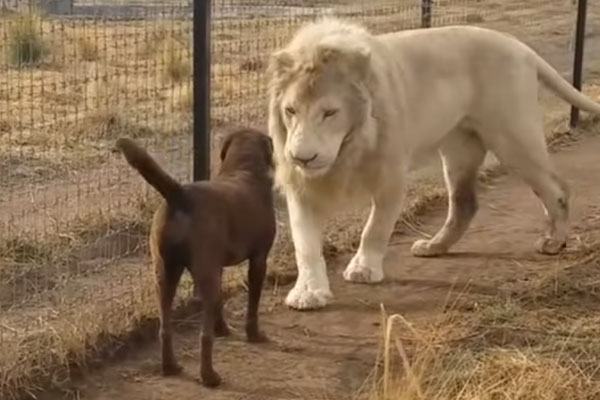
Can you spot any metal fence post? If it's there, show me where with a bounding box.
[193,0,211,181]
[421,0,432,28]
[570,0,588,128]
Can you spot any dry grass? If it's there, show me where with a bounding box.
[76,35,99,61]
[361,205,600,400]
[0,193,160,399]
[4,12,47,67]
[365,263,600,400]
[0,16,197,168]
[158,37,191,83]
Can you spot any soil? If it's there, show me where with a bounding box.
[34,132,600,400]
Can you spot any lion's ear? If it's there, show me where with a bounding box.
[219,133,233,162]
[268,49,294,78]
[316,42,371,81]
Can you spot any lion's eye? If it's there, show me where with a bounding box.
[323,109,338,119]
[285,107,296,116]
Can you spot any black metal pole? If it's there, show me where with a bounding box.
[421,0,432,28]
[193,0,211,180]
[570,0,588,128]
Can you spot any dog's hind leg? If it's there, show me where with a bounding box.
[214,269,230,338]
[155,256,185,376]
[246,252,269,343]
[190,270,229,337]
[411,129,486,257]
[192,255,222,387]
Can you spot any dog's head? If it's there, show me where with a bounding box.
[219,128,274,173]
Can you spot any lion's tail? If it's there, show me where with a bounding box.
[534,52,600,114]
[116,138,186,209]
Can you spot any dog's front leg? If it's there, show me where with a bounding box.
[246,253,269,342]
[343,185,405,284]
[284,192,333,310]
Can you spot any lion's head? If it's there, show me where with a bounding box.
[267,19,378,194]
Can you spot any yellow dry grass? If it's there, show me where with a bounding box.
[360,205,600,400]
[3,12,48,67]
[365,307,600,400]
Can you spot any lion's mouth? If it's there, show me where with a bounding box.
[297,163,329,178]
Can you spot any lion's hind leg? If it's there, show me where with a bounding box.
[494,142,570,255]
[472,86,570,255]
[411,129,486,257]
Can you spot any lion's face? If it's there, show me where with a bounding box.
[279,73,366,178]
[269,38,372,179]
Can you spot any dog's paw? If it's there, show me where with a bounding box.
[161,362,183,376]
[342,257,383,284]
[410,239,446,257]
[201,369,222,388]
[285,285,332,310]
[535,237,566,255]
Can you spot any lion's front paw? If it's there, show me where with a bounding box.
[342,256,384,283]
[285,285,333,310]
[535,237,566,255]
[410,239,447,257]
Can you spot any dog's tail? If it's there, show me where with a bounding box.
[116,138,186,208]
[534,51,600,114]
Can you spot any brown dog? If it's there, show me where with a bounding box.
[116,128,276,387]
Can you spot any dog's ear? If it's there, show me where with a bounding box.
[220,134,233,162]
[315,42,371,82]
[262,135,274,168]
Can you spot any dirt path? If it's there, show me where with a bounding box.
[35,133,600,400]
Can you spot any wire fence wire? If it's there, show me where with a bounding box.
[0,0,598,397]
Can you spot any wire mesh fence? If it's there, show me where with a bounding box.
[0,0,598,397]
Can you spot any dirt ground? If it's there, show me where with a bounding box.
[31,130,600,400]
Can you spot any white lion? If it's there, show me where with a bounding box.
[267,18,600,310]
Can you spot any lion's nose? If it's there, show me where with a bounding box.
[291,152,318,166]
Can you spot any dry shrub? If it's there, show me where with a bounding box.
[138,23,189,58]
[364,310,598,400]
[77,35,99,61]
[158,37,191,83]
[6,12,47,67]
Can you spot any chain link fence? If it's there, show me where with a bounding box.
[0,0,598,397]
